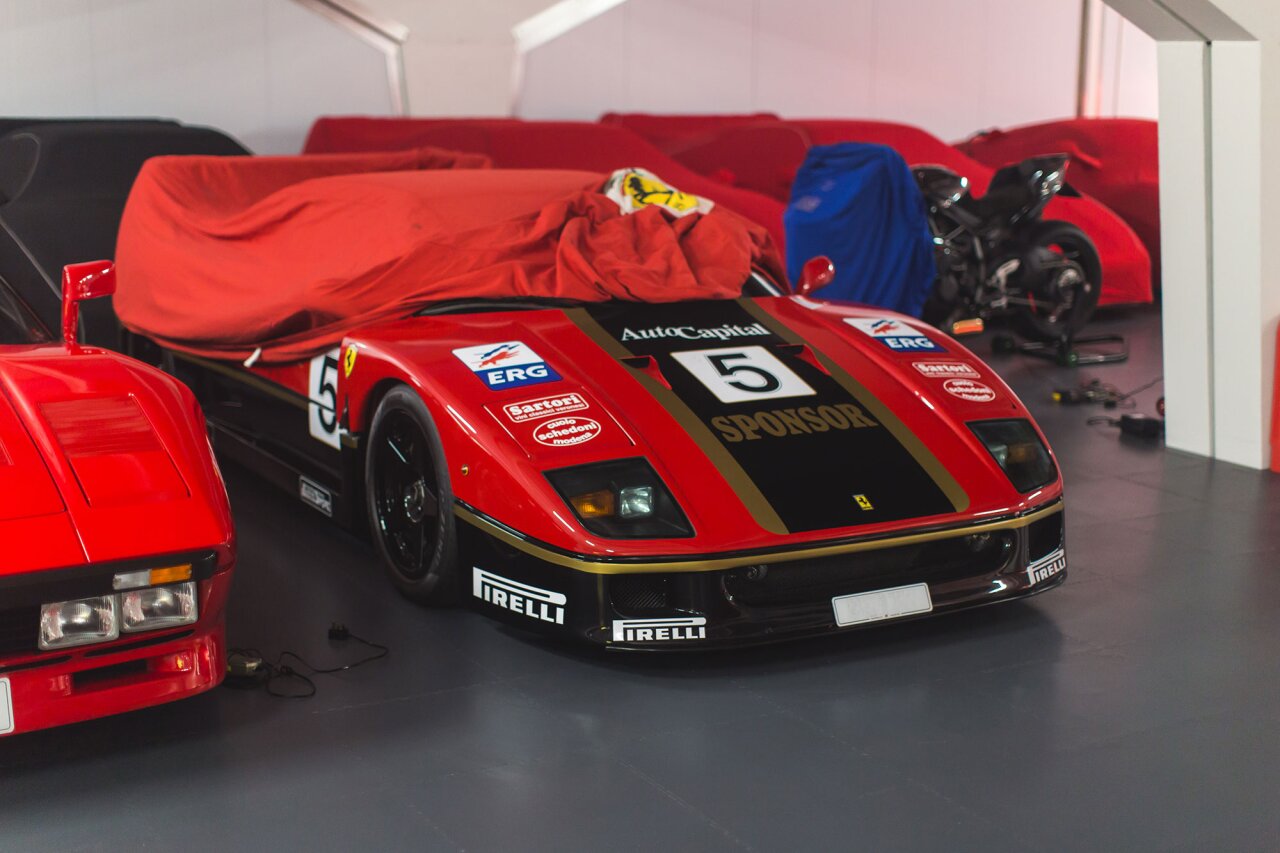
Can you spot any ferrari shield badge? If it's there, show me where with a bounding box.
[604,168,714,218]
[343,345,357,377]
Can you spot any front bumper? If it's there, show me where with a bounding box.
[0,566,231,736]
[458,501,1067,650]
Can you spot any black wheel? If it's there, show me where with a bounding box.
[1015,220,1102,342]
[365,385,458,604]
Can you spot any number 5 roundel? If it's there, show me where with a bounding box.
[670,346,816,404]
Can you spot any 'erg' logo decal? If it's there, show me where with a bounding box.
[846,318,944,353]
[453,341,562,390]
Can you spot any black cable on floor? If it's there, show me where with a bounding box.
[225,624,388,699]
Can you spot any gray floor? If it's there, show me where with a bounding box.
[2,307,1278,851]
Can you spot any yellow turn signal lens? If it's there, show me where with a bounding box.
[1006,442,1041,465]
[149,564,193,585]
[570,489,615,518]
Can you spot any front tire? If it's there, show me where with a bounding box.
[365,385,458,604]
[1015,220,1102,342]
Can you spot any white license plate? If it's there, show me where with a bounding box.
[0,677,13,736]
[832,583,933,627]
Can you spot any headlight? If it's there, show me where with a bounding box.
[969,419,1057,493]
[546,459,693,538]
[39,595,119,650]
[37,581,199,651]
[121,582,198,632]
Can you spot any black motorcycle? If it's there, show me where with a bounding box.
[913,154,1101,342]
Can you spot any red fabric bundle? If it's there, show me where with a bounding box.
[115,151,784,364]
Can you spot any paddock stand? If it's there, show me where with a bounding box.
[991,330,1129,367]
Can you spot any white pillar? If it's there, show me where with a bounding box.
[1157,40,1214,458]
[1107,0,1274,469]
[1208,41,1267,467]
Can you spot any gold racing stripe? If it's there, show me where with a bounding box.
[563,307,789,535]
[455,500,1061,574]
[736,299,970,513]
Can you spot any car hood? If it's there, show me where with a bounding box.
[0,346,232,575]
[349,296,1059,555]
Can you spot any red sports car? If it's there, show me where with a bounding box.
[0,261,234,735]
[111,152,1064,650]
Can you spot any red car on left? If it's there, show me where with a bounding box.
[0,261,234,736]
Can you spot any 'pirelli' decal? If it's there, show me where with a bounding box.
[472,568,566,624]
[1028,548,1066,585]
[612,617,707,642]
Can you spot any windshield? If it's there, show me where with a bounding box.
[0,279,51,345]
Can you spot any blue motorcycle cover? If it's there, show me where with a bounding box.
[785,142,936,316]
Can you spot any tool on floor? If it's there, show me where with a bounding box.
[1052,376,1162,408]
[993,328,1128,366]
[225,623,389,698]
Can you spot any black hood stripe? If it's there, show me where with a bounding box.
[736,299,969,513]
[566,299,964,534]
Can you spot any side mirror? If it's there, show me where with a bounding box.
[797,256,835,296]
[62,261,116,347]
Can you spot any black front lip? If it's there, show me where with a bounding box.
[596,570,1066,651]
[457,504,1067,649]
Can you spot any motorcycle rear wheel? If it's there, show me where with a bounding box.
[1015,220,1102,342]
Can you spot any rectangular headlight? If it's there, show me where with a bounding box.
[969,419,1057,493]
[121,582,198,633]
[547,459,692,538]
[39,595,119,650]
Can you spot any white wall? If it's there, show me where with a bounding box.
[366,0,555,115]
[1085,3,1160,118]
[517,0,1157,140]
[0,0,397,153]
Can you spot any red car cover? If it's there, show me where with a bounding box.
[600,112,783,153]
[957,119,1160,286]
[604,115,1152,307]
[302,118,788,248]
[115,152,784,364]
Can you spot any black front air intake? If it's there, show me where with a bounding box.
[722,532,1018,609]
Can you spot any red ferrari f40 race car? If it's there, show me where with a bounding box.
[106,149,1065,650]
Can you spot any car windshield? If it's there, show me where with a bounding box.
[0,280,51,345]
[413,270,785,317]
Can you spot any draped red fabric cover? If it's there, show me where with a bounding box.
[115,152,784,364]
[302,118,788,248]
[600,112,783,153]
[956,119,1160,286]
